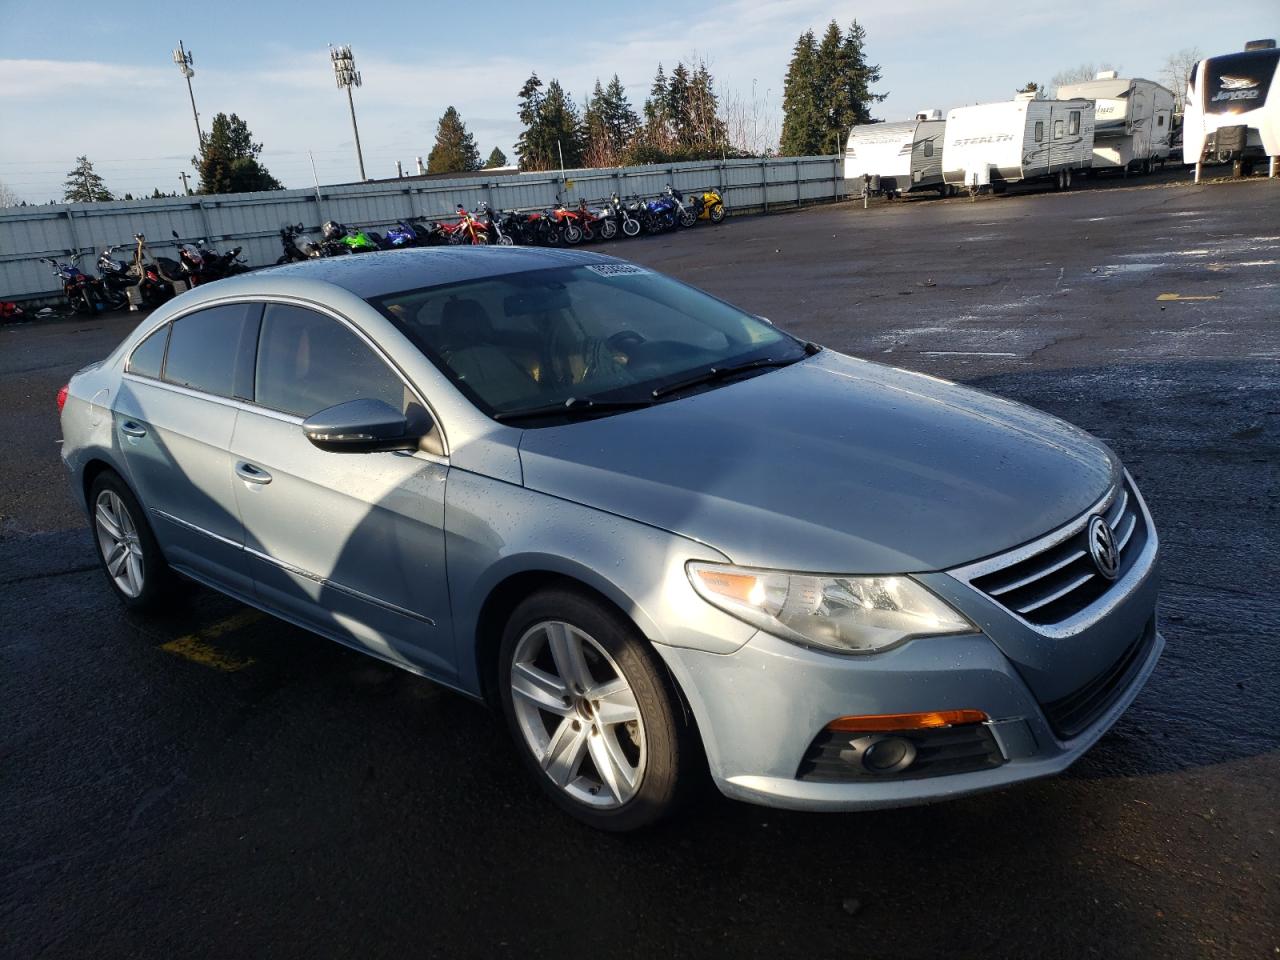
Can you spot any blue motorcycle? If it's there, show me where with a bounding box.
[642,193,680,234]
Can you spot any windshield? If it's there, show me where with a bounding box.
[368,264,804,420]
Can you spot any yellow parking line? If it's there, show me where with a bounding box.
[1156,293,1220,301]
[160,609,263,672]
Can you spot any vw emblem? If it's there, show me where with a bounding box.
[1088,516,1119,580]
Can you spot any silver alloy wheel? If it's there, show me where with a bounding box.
[94,489,144,598]
[510,620,646,808]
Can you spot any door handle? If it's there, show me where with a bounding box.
[235,461,272,485]
[120,420,147,438]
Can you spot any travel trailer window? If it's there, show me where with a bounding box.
[1158,114,1165,126]
[924,141,934,157]
[1069,111,1081,135]
[1054,119,1064,138]
[1035,121,1044,142]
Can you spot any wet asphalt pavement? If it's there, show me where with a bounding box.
[2,174,1278,959]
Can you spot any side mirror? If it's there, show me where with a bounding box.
[302,398,424,453]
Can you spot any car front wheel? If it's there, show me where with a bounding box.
[498,588,697,831]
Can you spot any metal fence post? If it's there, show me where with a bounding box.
[761,160,769,213]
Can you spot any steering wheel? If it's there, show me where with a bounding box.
[606,330,646,351]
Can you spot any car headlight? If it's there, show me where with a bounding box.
[686,562,977,655]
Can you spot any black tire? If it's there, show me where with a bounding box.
[562,222,583,245]
[622,218,641,237]
[87,470,178,613]
[498,587,699,832]
[709,203,726,222]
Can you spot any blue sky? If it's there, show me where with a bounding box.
[1,0,1276,201]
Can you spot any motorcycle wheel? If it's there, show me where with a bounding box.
[622,218,641,238]
[580,223,595,242]
[600,219,618,241]
[276,255,290,265]
[679,212,697,228]
[72,291,93,315]
[499,235,515,246]
[563,223,583,245]
[448,231,465,245]
[709,204,726,223]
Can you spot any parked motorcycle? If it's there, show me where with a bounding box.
[662,185,699,228]
[320,220,380,255]
[171,231,249,285]
[694,187,727,223]
[40,254,125,314]
[277,223,321,263]
[379,220,429,249]
[125,234,185,306]
[606,193,642,238]
[576,199,616,241]
[640,193,679,233]
[477,203,515,246]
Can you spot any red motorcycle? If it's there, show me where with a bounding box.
[434,205,488,245]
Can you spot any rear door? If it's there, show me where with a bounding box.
[228,302,454,678]
[114,302,260,592]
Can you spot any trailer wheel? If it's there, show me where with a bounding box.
[1063,169,1073,190]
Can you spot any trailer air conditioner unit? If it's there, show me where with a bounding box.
[1244,39,1276,51]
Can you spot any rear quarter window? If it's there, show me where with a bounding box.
[127,324,169,379]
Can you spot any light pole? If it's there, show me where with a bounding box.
[173,41,203,150]
[330,45,366,181]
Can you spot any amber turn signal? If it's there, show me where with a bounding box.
[826,709,988,733]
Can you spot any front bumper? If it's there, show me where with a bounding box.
[654,615,1162,813]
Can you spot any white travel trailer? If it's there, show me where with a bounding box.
[844,110,951,197]
[943,94,1096,192]
[1056,72,1175,173]
[1183,39,1280,177]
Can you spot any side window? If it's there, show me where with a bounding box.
[923,141,934,157]
[127,324,169,378]
[1068,111,1081,135]
[164,303,258,399]
[1054,119,1065,139]
[255,304,409,418]
[1034,121,1044,143]
[1157,114,1166,127]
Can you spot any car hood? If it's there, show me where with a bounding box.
[517,350,1119,572]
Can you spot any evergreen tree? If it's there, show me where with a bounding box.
[836,21,885,132]
[780,30,822,155]
[666,62,692,147]
[687,60,727,156]
[516,73,584,171]
[484,146,508,168]
[193,113,282,194]
[62,156,113,203]
[427,106,481,174]
[516,73,553,171]
[541,79,585,169]
[602,75,639,152]
[583,79,611,168]
[642,64,671,150]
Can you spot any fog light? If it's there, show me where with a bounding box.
[862,736,917,773]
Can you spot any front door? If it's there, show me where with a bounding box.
[228,302,454,680]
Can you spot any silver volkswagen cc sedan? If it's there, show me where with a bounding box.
[60,247,1161,830]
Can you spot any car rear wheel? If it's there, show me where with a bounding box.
[499,588,696,831]
[89,471,175,612]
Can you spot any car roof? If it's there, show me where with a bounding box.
[251,246,617,299]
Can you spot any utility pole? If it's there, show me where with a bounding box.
[330,45,366,181]
[178,171,192,195]
[172,42,203,150]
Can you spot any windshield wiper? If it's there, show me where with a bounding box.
[492,396,655,423]
[650,352,810,400]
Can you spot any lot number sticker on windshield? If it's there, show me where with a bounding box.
[585,263,650,278]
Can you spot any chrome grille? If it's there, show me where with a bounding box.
[968,478,1147,625]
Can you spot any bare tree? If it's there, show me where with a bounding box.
[0,179,22,208]
[1162,47,1203,113]
[1051,62,1121,95]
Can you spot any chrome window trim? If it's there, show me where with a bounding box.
[948,471,1158,639]
[152,508,436,626]
[123,371,305,426]
[125,291,451,456]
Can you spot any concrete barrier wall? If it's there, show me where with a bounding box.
[0,156,846,301]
